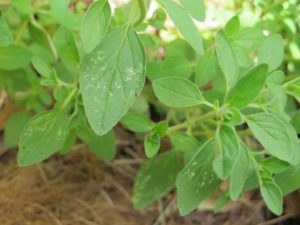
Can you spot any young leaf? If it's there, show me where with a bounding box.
[80,0,111,53]
[275,164,300,195]
[179,0,206,21]
[77,125,116,160]
[162,55,193,79]
[18,109,69,166]
[54,26,79,69]
[153,77,204,107]
[153,120,169,137]
[31,55,53,78]
[170,132,201,153]
[195,51,219,87]
[216,30,239,89]
[0,10,13,47]
[0,45,32,70]
[121,112,153,133]
[262,157,289,174]
[227,64,268,109]
[59,130,77,155]
[260,180,283,216]
[229,145,250,200]
[133,151,181,208]
[11,0,32,16]
[213,125,240,179]
[258,34,284,72]
[158,0,204,54]
[246,113,300,165]
[4,112,31,148]
[144,133,160,158]
[80,25,145,135]
[176,140,222,215]
[48,0,79,29]
[224,16,240,38]
[267,70,285,85]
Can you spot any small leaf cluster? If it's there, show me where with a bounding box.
[1,0,300,217]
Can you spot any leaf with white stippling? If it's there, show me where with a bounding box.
[80,25,146,135]
[177,140,222,215]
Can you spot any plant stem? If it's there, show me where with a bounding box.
[167,111,216,133]
[62,88,77,109]
[134,0,146,27]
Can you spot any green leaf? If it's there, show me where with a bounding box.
[121,112,153,133]
[195,50,219,86]
[258,34,284,72]
[59,130,77,155]
[227,64,268,109]
[80,0,111,53]
[162,55,193,79]
[158,0,204,54]
[262,157,289,174]
[260,180,283,216]
[229,145,250,200]
[48,0,79,29]
[169,132,201,163]
[267,70,285,85]
[286,83,300,102]
[176,140,221,215]
[144,133,160,158]
[291,110,300,134]
[133,151,181,208]
[77,125,116,160]
[153,120,169,137]
[213,125,240,179]
[18,109,69,166]
[31,55,53,78]
[246,113,300,165]
[179,0,206,21]
[54,26,79,69]
[275,164,300,195]
[4,112,31,148]
[216,30,239,89]
[232,44,250,67]
[0,45,32,70]
[170,132,201,153]
[80,25,145,135]
[0,10,13,47]
[153,77,204,107]
[224,16,240,38]
[11,0,32,16]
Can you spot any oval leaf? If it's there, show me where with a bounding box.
[0,45,32,70]
[179,0,206,21]
[216,30,239,90]
[260,180,283,216]
[153,77,204,107]
[80,0,111,53]
[228,64,268,109]
[77,125,116,160]
[158,0,204,54]
[80,25,146,135]
[0,10,13,47]
[18,109,69,166]
[246,113,300,165]
[258,34,284,72]
[133,151,181,208]
[213,125,240,179]
[176,140,221,215]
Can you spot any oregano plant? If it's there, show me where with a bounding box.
[1,0,300,217]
